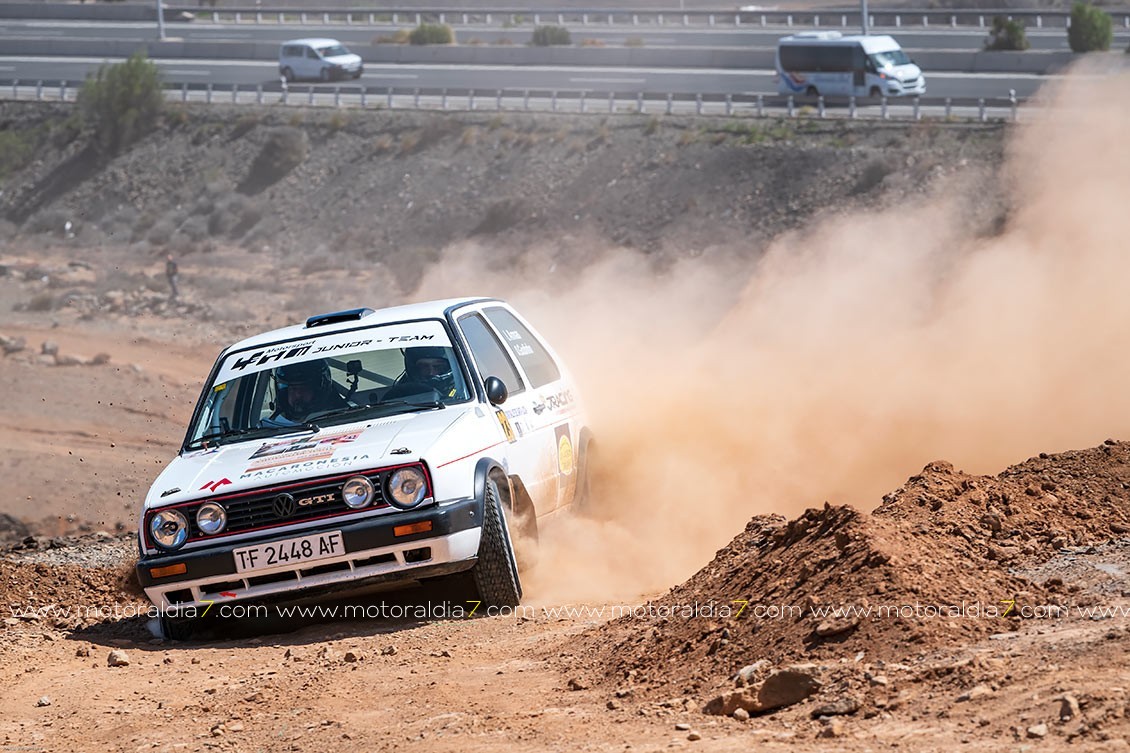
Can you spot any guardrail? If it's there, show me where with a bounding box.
[167,5,1130,29]
[1,2,1129,29]
[0,78,1023,122]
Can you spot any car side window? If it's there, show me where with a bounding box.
[306,47,318,59]
[458,313,524,396]
[483,307,561,388]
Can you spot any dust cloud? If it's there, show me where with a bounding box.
[411,69,1130,603]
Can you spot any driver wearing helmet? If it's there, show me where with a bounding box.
[263,359,347,426]
[401,346,457,399]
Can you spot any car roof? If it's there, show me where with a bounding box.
[226,297,497,352]
[281,38,344,47]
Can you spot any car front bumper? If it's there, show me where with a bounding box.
[137,497,482,610]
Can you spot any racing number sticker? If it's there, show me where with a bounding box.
[496,410,517,443]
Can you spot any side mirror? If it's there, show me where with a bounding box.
[484,376,508,406]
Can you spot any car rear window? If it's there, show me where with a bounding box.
[483,307,560,388]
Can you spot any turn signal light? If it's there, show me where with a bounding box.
[149,563,187,579]
[393,521,433,537]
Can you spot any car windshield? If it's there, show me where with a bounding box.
[318,45,350,58]
[869,49,911,68]
[184,319,472,450]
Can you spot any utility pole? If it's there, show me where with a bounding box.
[861,0,869,35]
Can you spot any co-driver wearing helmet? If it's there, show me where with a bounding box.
[401,346,457,399]
[263,359,348,426]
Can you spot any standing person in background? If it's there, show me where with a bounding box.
[165,254,179,300]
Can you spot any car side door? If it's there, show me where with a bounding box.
[481,305,580,513]
[454,309,556,518]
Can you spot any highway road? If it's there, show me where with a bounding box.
[2,19,1127,52]
[0,56,1049,98]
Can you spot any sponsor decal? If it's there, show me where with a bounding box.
[555,424,574,476]
[200,478,232,493]
[496,409,516,444]
[213,321,451,383]
[246,429,360,472]
[504,405,528,419]
[220,591,238,598]
[239,454,371,481]
[159,487,181,498]
[545,389,575,412]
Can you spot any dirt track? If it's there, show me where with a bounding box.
[0,271,1127,751]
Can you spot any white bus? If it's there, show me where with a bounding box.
[776,32,926,98]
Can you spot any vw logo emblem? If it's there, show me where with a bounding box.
[272,493,296,519]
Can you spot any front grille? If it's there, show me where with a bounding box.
[183,471,390,541]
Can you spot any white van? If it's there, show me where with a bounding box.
[776,32,925,98]
[279,38,364,82]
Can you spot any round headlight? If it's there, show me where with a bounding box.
[342,476,375,509]
[149,509,188,550]
[196,502,227,535]
[388,467,427,509]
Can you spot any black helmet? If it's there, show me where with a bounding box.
[274,360,333,419]
[403,347,454,396]
[275,359,331,390]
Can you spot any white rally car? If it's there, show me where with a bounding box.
[136,298,591,639]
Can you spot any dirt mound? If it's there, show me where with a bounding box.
[580,442,1130,704]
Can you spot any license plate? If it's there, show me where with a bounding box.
[233,531,344,573]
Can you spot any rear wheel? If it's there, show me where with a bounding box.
[281,67,294,83]
[464,478,522,608]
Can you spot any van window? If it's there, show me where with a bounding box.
[780,44,854,72]
[306,47,319,59]
[483,307,560,388]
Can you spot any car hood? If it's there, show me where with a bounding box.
[145,408,467,511]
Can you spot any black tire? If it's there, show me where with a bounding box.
[319,67,332,82]
[573,441,595,515]
[281,67,294,83]
[160,612,196,641]
[467,478,522,608]
[805,85,818,97]
[870,86,881,98]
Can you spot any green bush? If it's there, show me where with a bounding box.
[0,129,37,179]
[531,25,571,46]
[1068,2,1112,52]
[408,23,454,45]
[77,51,164,155]
[985,16,1030,51]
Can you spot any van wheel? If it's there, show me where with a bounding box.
[281,67,294,83]
[805,86,818,97]
[870,86,881,98]
[463,478,522,608]
[319,67,331,82]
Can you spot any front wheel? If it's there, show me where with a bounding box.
[281,67,294,83]
[464,479,522,608]
[805,85,818,98]
[319,67,332,82]
[869,86,882,98]
[160,612,196,641]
